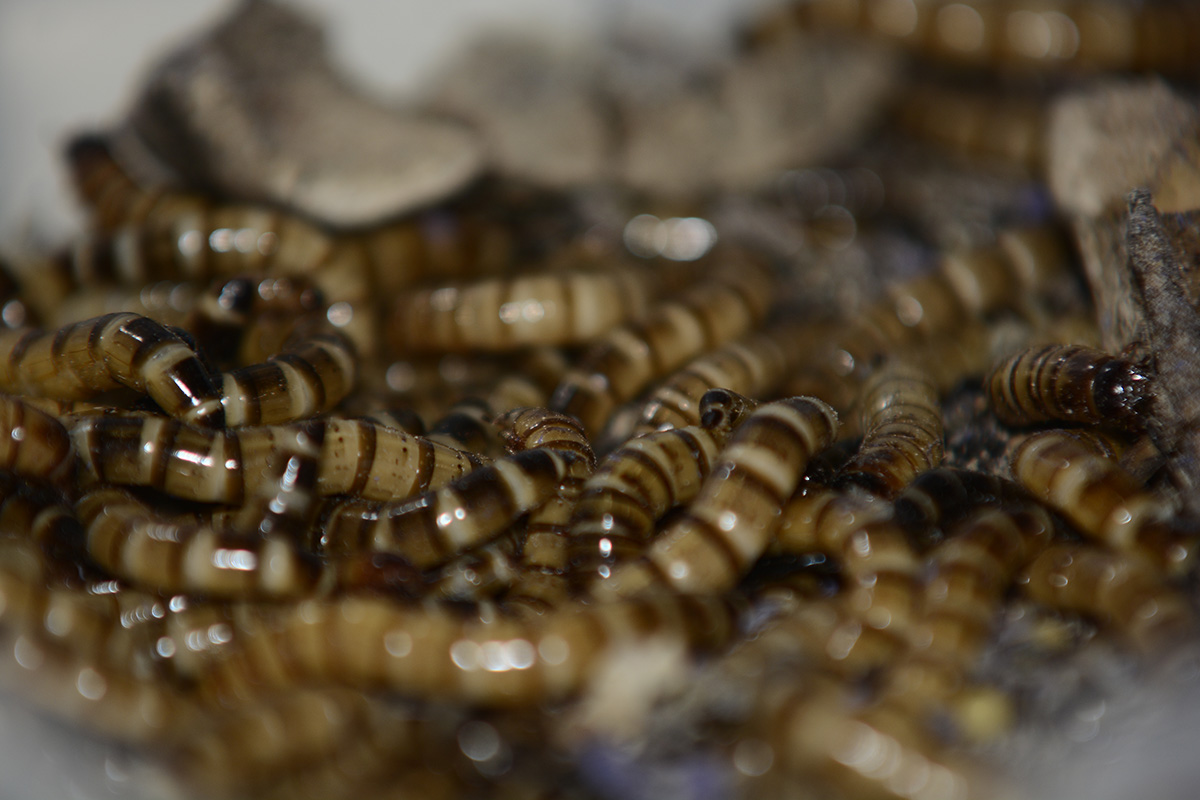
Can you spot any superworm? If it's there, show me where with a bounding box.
[0,395,75,485]
[1010,429,1194,574]
[550,253,776,436]
[836,362,945,498]
[387,266,657,354]
[591,396,839,599]
[70,415,485,505]
[0,312,225,428]
[987,343,1152,431]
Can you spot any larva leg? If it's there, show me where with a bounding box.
[987,343,1152,430]
[550,253,775,436]
[1010,429,1194,574]
[836,362,944,498]
[0,312,225,427]
[592,396,839,599]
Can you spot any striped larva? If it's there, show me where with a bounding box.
[166,591,735,709]
[0,312,225,428]
[70,415,485,505]
[387,266,657,354]
[987,343,1152,430]
[591,396,839,599]
[775,489,922,638]
[0,395,75,485]
[493,408,595,612]
[185,275,325,367]
[1010,429,1194,574]
[631,321,800,436]
[1021,542,1197,653]
[836,362,944,498]
[550,253,776,436]
[891,467,1035,547]
[755,0,1200,75]
[317,447,581,570]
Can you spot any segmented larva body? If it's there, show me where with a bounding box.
[492,408,595,612]
[592,396,839,599]
[70,415,485,505]
[221,327,357,426]
[775,489,922,638]
[423,397,505,456]
[987,343,1152,430]
[166,592,735,708]
[78,423,327,599]
[0,395,75,485]
[0,312,225,428]
[788,226,1070,412]
[550,254,776,436]
[318,446,581,569]
[427,530,522,602]
[837,362,944,498]
[186,275,325,367]
[759,0,1200,75]
[892,467,1033,547]
[1022,542,1197,652]
[388,266,657,354]
[894,83,1046,172]
[1010,429,1193,574]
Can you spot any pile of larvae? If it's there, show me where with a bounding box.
[3,2,1200,799]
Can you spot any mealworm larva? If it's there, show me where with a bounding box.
[759,0,1200,75]
[185,275,325,366]
[0,312,225,428]
[0,395,75,485]
[550,253,775,436]
[891,467,1033,548]
[775,488,922,638]
[388,266,657,354]
[987,343,1152,430]
[70,415,485,504]
[837,362,944,498]
[1022,542,1197,653]
[592,396,839,599]
[1011,429,1194,574]
[169,591,735,708]
[221,326,357,426]
[427,529,522,602]
[423,397,505,456]
[630,321,800,436]
[318,446,582,570]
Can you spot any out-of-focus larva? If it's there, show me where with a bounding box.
[550,254,775,436]
[424,397,504,456]
[0,312,225,428]
[987,343,1152,430]
[1021,542,1197,652]
[836,362,944,498]
[592,396,839,599]
[185,275,325,367]
[220,325,357,426]
[70,415,485,504]
[427,529,522,602]
[630,321,801,435]
[0,395,75,485]
[318,446,581,569]
[891,467,1033,547]
[775,489,921,638]
[387,266,657,354]
[164,591,735,709]
[1011,429,1194,574]
[756,0,1200,76]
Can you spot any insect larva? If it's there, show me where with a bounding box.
[592,396,839,599]
[0,395,75,485]
[836,362,944,498]
[185,275,325,366]
[387,266,656,354]
[0,312,225,428]
[631,321,799,436]
[173,592,735,708]
[987,343,1152,430]
[221,326,357,426]
[424,397,505,456]
[567,389,758,591]
[775,489,922,638]
[317,446,581,570]
[764,0,1200,75]
[894,83,1046,172]
[1010,429,1194,574]
[550,254,775,436]
[427,530,522,602]
[70,415,485,505]
[891,467,1033,548]
[1021,542,1196,653]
